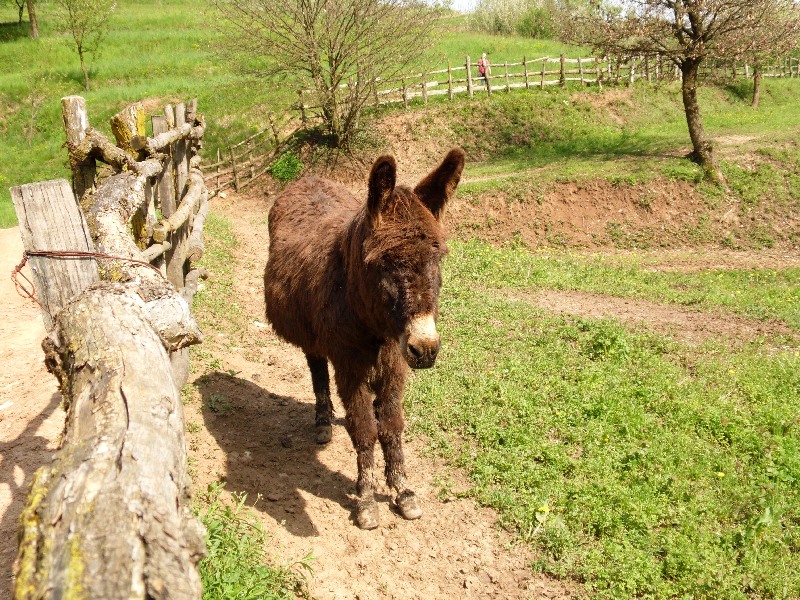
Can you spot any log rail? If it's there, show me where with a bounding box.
[10,95,211,599]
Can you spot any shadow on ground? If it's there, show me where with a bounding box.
[195,372,382,537]
[0,392,62,593]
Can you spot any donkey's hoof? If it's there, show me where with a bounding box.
[395,490,423,520]
[356,501,380,530]
[315,424,332,444]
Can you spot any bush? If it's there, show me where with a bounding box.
[516,7,554,39]
[269,152,304,183]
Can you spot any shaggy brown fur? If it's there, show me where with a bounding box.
[264,149,465,529]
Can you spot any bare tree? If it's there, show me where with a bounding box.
[564,0,800,182]
[215,0,440,147]
[53,0,116,91]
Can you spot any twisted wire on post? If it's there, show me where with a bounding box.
[11,249,164,322]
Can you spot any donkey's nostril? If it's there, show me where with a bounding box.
[408,343,423,359]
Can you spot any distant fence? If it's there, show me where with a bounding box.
[204,111,299,196]
[298,53,800,113]
[207,53,799,195]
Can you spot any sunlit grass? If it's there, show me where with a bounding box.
[407,241,800,598]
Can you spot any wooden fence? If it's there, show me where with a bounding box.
[299,53,800,113]
[204,53,799,196]
[204,111,297,196]
[10,96,209,598]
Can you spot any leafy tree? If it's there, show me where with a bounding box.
[215,0,440,147]
[563,0,800,182]
[53,0,116,91]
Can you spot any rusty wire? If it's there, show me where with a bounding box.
[11,249,164,322]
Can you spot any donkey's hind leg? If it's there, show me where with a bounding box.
[306,353,333,444]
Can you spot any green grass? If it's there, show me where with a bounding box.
[0,1,287,226]
[3,2,800,228]
[196,483,311,600]
[446,80,800,185]
[406,243,800,598]
[445,239,800,329]
[422,14,585,67]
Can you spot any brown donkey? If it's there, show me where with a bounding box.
[264,148,464,529]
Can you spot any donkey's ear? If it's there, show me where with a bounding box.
[414,148,465,220]
[367,155,397,223]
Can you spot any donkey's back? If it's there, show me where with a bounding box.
[264,176,358,354]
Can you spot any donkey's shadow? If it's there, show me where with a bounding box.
[195,373,386,537]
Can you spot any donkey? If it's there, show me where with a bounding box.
[264,148,464,529]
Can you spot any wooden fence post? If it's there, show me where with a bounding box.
[596,57,603,90]
[523,56,529,88]
[578,57,584,85]
[112,103,152,250]
[152,113,175,262]
[447,60,453,100]
[541,57,547,88]
[10,180,100,330]
[61,96,96,201]
[421,71,428,105]
[230,147,240,192]
[402,77,409,109]
[466,55,474,97]
[247,138,255,181]
[215,148,221,191]
[504,61,510,91]
[560,54,566,86]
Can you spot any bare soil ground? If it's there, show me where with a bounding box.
[0,228,62,597]
[1,170,797,598]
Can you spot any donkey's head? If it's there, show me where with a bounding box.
[360,148,464,369]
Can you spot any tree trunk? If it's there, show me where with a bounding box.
[680,58,723,183]
[752,66,762,110]
[14,285,206,599]
[26,0,38,38]
[18,0,24,23]
[79,47,90,92]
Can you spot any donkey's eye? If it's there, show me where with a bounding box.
[380,275,399,302]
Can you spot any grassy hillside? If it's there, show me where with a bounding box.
[0,2,574,227]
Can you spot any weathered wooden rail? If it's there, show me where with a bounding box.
[10,95,209,599]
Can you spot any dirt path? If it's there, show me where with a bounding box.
[518,289,799,348]
[183,191,571,599]
[0,228,63,598]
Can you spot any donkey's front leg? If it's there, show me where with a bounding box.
[374,350,422,520]
[341,380,381,529]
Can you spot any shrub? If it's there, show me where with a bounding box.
[269,152,304,183]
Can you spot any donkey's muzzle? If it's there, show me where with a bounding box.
[402,314,440,369]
